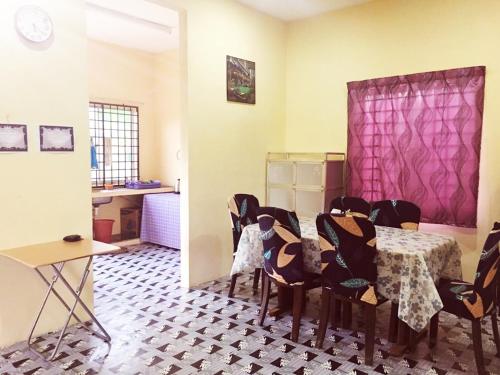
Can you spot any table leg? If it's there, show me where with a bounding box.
[268,285,293,317]
[28,257,111,361]
[51,258,111,343]
[35,268,83,325]
[388,319,427,357]
[27,263,65,360]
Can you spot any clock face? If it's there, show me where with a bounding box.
[15,5,53,43]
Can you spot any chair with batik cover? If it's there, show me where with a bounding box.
[330,196,371,218]
[257,207,321,342]
[227,194,261,297]
[370,199,421,341]
[370,200,421,230]
[315,214,389,365]
[429,222,500,375]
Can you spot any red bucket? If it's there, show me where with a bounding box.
[93,219,115,243]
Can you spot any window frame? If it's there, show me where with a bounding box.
[89,101,140,188]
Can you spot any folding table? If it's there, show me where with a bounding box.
[0,239,120,361]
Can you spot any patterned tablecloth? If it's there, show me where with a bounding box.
[230,217,462,332]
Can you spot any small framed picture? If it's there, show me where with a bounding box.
[226,55,256,104]
[0,124,28,152]
[40,125,74,152]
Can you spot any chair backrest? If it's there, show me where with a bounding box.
[228,194,260,252]
[370,200,421,230]
[473,222,500,312]
[316,213,378,305]
[330,196,371,218]
[257,207,304,286]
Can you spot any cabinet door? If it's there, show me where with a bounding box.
[296,162,323,187]
[268,161,294,185]
[295,190,324,217]
[268,187,294,211]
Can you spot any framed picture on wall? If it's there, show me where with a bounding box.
[226,55,256,104]
[0,124,28,152]
[39,125,74,151]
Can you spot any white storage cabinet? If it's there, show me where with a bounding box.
[266,152,345,217]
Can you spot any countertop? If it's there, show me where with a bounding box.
[91,186,174,198]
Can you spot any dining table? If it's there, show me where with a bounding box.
[230,216,463,354]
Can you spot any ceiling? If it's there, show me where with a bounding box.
[86,0,179,53]
[235,0,372,21]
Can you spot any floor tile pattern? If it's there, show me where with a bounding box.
[1,244,499,374]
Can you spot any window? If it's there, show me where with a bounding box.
[346,66,485,228]
[89,102,139,187]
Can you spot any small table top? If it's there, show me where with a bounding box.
[0,239,120,268]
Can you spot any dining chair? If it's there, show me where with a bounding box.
[329,196,371,218]
[370,200,421,230]
[370,199,421,342]
[429,222,500,375]
[257,207,321,342]
[227,194,261,298]
[315,213,388,365]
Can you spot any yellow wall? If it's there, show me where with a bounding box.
[286,0,500,280]
[154,49,182,187]
[155,0,287,285]
[184,1,287,285]
[0,0,92,347]
[88,39,158,181]
[88,40,182,234]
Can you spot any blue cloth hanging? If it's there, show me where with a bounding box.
[90,138,99,170]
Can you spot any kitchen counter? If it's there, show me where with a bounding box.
[91,186,174,198]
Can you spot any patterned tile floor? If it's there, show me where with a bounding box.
[1,244,500,374]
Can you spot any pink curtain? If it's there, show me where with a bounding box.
[346,66,485,228]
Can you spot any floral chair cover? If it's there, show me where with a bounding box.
[228,194,260,253]
[438,222,500,319]
[370,200,421,230]
[316,214,379,305]
[257,207,304,286]
[330,196,371,218]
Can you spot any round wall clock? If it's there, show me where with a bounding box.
[15,5,53,43]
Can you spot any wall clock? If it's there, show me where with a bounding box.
[15,5,53,43]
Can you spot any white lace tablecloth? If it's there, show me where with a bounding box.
[230,217,462,332]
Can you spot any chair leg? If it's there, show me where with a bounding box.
[342,300,352,329]
[471,319,487,375]
[260,269,265,303]
[429,312,439,348]
[365,304,376,366]
[330,296,341,328]
[258,273,271,326]
[388,303,399,343]
[315,287,331,349]
[491,312,500,357]
[291,285,304,342]
[497,278,500,316]
[252,268,261,294]
[408,328,417,353]
[228,274,238,298]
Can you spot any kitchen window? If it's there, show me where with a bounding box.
[89,102,139,187]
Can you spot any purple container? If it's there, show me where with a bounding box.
[125,180,162,189]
